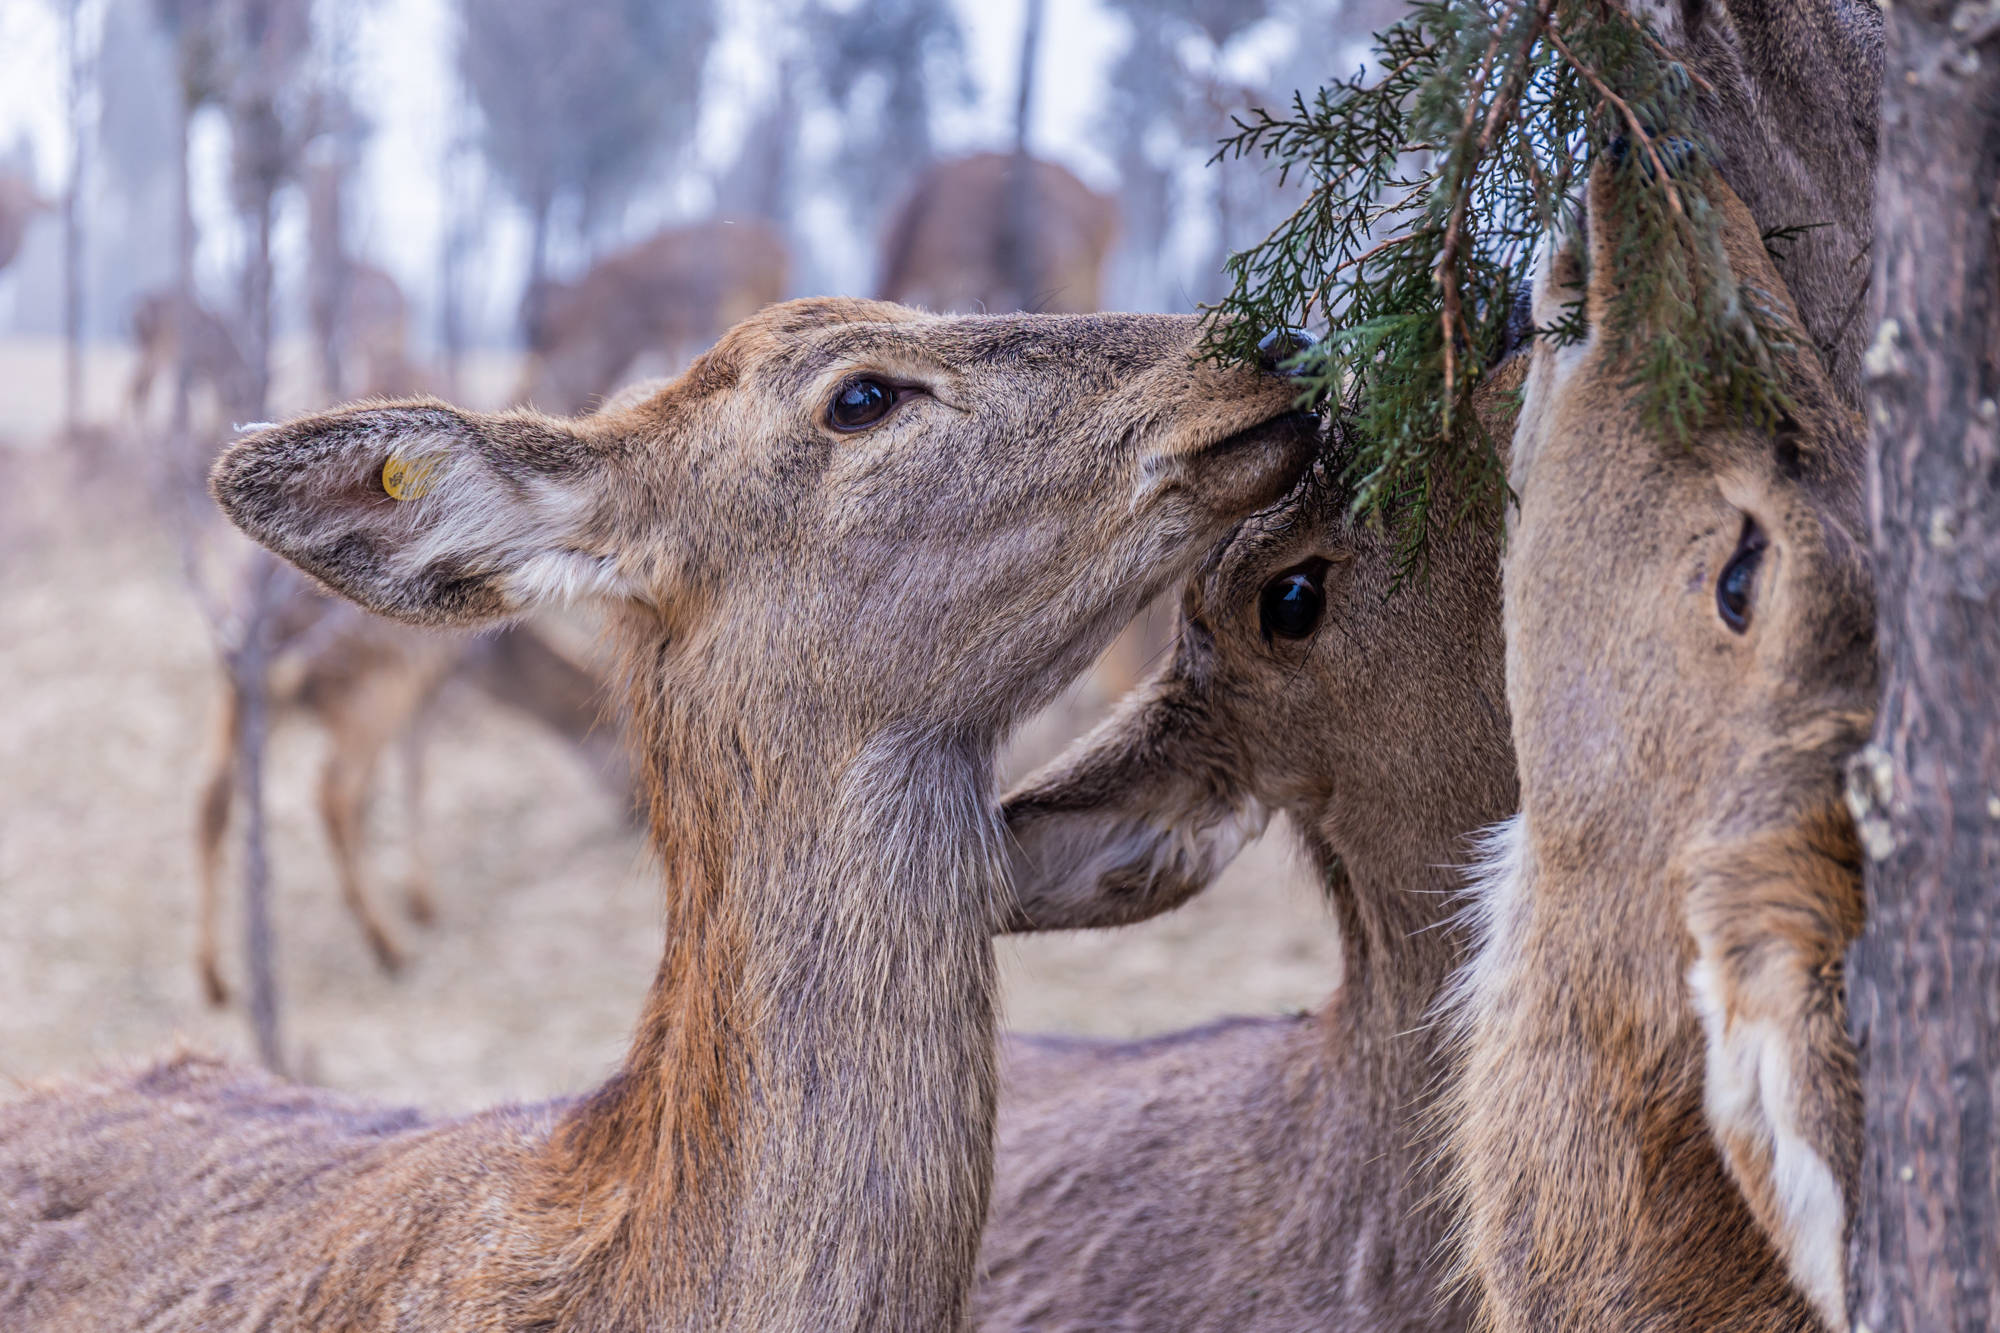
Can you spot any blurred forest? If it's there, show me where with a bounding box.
[0,0,1397,1091]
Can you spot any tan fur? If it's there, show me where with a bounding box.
[877,153,1119,316]
[193,564,627,1004]
[517,219,789,415]
[975,360,1525,1331]
[1,298,1318,1331]
[1443,166,1874,1331]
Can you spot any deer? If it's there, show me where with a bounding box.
[877,152,1119,317]
[972,359,1523,1331]
[516,217,789,415]
[193,556,629,1003]
[0,170,49,276]
[127,290,260,427]
[0,299,1321,1331]
[1440,159,1875,1330]
[1632,0,1882,402]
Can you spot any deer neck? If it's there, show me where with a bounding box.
[1448,816,1801,1326]
[528,663,1002,1331]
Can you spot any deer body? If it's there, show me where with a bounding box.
[519,219,788,415]
[194,562,626,1001]
[973,369,1521,1331]
[878,153,1119,316]
[1,300,1317,1330]
[0,171,48,275]
[1444,166,1874,1331]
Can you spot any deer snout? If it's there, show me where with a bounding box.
[1256,327,1317,375]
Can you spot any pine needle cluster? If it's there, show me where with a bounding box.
[1207,0,1797,564]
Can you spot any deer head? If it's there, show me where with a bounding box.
[1449,159,1875,1329]
[207,297,1321,1328]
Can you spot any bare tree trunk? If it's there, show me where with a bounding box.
[521,182,554,348]
[1845,0,2000,1326]
[999,0,1044,313]
[61,0,88,437]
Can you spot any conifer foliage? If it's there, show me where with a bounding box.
[1208,0,1798,558]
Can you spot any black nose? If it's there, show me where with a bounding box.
[1256,327,1316,376]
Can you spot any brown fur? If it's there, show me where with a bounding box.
[128,291,260,425]
[974,362,1525,1331]
[1635,0,1881,401]
[1,299,1318,1330]
[194,562,628,1003]
[877,153,1119,316]
[1442,166,1875,1331]
[517,219,789,415]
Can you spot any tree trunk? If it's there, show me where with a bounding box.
[1845,0,2000,1326]
[521,183,554,349]
[61,0,88,438]
[999,0,1044,313]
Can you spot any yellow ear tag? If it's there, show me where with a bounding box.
[382,453,443,502]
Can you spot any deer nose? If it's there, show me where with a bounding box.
[1256,328,1316,376]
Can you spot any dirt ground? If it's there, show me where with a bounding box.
[0,358,1340,1116]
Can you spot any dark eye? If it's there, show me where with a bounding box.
[828,378,897,431]
[1716,517,1767,633]
[1258,564,1326,643]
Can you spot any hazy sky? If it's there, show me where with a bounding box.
[0,0,1131,319]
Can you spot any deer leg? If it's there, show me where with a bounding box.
[318,716,404,975]
[194,683,240,1007]
[398,722,436,926]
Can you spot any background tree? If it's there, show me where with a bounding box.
[1845,1,2000,1325]
[457,0,716,335]
[802,0,972,257]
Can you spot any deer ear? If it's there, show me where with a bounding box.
[1000,677,1266,933]
[211,398,641,628]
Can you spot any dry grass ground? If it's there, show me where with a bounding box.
[0,349,1340,1116]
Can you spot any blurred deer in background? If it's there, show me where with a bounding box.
[126,291,260,427]
[975,355,1521,1333]
[193,554,629,1005]
[877,152,1119,318]
[1,299,1320,1330]
[515,217,789,415]
[0,170,49,275]
[1443,164,1873,1331]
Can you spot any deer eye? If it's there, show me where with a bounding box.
[1258,563,1326,643]
[828,378,898,431]
[1717,518,1767,633]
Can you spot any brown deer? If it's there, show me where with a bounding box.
[877,152,1119,316]
[971,359,1523,1332]
[1441,162,1874,1330]
[0,300,1319,1330]
[516,218,788,415]
[193,558,628,1003]
[0,170,49,275]
[127,290,259,425]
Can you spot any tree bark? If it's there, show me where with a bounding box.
[1846,0,2000,1326]
[61,0,89,437]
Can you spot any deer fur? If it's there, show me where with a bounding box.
[517,218,788,415]
[1634,0,1882,401]
[0,298,1318,1331]
[878,153,1119,316]
[194,560,628,1002]
[973,363,1524,1332]
[1442,164,1875,1331]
